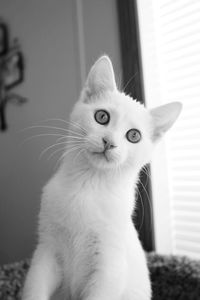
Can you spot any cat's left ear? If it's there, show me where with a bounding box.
[150,102,182,141]
[83,56,117,101]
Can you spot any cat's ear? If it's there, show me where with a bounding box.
[83,56,117,101]
[150,102,182,141]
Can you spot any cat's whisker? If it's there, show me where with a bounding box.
[20,125,85,137]
[62,135,98,147]
[47,145,78,161]
[141,165,151,188]
[73,148,85,164]
[139,178,151,208]
[135,184,145,232]
[116,70,123,91]
[56,132,100,149]
[39,118,74,129]
[56,135,86,142]
[60,129,85,137]
[54,144,82,170]
[39,141,81,160]
[140,170,149,190]
[138,179,153,231]
[122,72,138,93]
[56,135,101,153]
[54,147,78,171]
[139,192,145,233]
[68,120,87,134]
[44,118,87,135]
[20,133,68,147]
[49,123,87,138]
[73,167,89,181]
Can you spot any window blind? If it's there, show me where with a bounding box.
[150,0,200,259]
[137,0,200,257]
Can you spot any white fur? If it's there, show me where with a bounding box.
[22,56,182,300]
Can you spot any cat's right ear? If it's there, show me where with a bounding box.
[81,56,117,102]
[150,102,182,141]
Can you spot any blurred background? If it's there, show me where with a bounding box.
[0,0,121,264]
[0,0,200,268]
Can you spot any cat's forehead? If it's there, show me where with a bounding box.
[92,91,150,128]
[113,92,145,113]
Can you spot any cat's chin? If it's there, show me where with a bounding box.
[85,150,118,170]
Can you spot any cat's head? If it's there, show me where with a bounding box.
[69,56,182,172]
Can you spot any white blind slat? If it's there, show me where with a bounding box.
[175,241,200,253]
[175,221,200,233]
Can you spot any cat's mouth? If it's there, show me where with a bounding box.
[85,147,118,168]
[92,150,110,162]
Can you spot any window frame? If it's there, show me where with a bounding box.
[117,0,155,252]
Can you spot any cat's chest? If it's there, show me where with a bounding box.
[65,182,120,221]
[43,172,134,235]
[63,179,133,229]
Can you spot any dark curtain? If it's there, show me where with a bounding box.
[117,0,155,251]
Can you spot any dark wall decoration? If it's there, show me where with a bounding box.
[0,19,27,131]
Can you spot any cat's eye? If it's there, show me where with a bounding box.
[126,129,141,143]
[94,110,110,125]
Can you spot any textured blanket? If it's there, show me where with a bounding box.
[0,253,200,299]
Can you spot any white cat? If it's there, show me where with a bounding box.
[22,56,182,300]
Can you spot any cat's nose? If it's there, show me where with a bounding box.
[102,137,116,151]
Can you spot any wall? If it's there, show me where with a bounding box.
[0,0,121,264]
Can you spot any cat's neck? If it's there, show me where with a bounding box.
[57,148,140,227]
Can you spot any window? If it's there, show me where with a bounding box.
[137,0,200,259]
